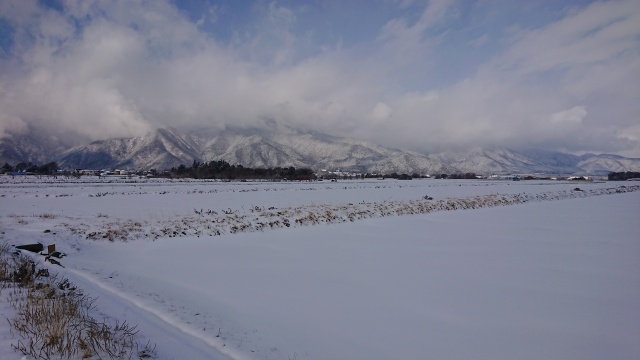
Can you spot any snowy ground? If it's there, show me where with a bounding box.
[1,177,639,359]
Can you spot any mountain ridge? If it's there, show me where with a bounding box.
[2,127,640,175]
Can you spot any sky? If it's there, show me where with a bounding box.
[0,0,639,156]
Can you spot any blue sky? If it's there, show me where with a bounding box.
[0,0,639,156]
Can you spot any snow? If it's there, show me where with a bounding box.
[1,177,639,359]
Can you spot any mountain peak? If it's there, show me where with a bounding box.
[3,127,640,175]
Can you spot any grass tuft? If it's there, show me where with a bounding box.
[0,245,156,359]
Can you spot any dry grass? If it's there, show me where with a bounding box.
[8,214,29,225]
[73,184,640,242]
[0,245,156,359]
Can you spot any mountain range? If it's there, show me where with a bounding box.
[2,126,639,176]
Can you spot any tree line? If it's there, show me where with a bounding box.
[608,171,640,181]
[169,160,316,180]
[1,162,59,175]
[433,173,478,179]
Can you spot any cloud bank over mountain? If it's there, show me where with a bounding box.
[1,0,639,156]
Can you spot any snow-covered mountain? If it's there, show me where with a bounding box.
[190,126,456,174]
[0,128,71,166]
[434,146,582,175]
[55,126,455,174]
[576,153,640,175]
[58,128,201,170]
[3,126,640,175]
[433,146,640,175]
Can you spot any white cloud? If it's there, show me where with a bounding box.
[0,0,638,157]
[468,34,489,47]
[550,106,587,124]
[360,0,640,154]
[371,102,393,123]
[0,113,28,139]
[493,0,640,76]
[618,124,640,142]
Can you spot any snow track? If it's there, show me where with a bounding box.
[58,266,239,360]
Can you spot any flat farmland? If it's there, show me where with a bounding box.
[1,177,639,360]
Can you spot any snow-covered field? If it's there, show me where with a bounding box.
[1,177,639,359]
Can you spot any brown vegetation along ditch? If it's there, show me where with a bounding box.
[74,184,640,242]
[0,244,156,359]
